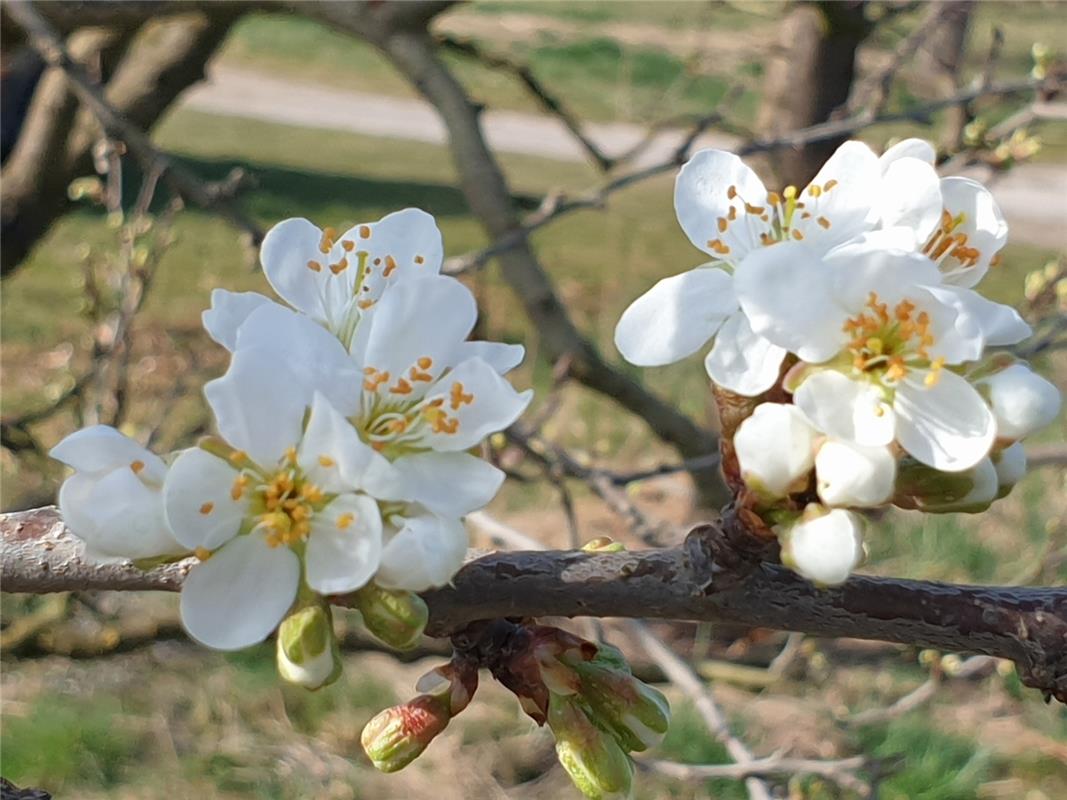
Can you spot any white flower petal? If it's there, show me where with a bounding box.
[305,494,382,595]
[419,358,533,452]
[203,353,308,467]
[877,157,942,243]
[57,474,98,546]
[375,514,468,592]
[674,149,769,261]
[815,439,896,507]
[458,341,525,374]
[351,274,476,394]
[879,138,936,168]
[390,451,505,517]
[734,403,819,497]
[735,242,846,362]
[355,208,444,304]
[794,371,895,446]
[202,290,274,352]
[796,140,881,249]
[978,364,1062,440]
[180,534,299,650]
[85,468,181,556]
[894,371,996,471]
[163,448,246,551]
[50,425,165,481]
[937,177,1008,288]
[704,312,786,396]
[297,392,399,496]
[993,442,1027,487]
[781,507,865,586]
[234,303,362,416]
[927,286,1031,350]
[260,217,334,322]
[615,267,736,366]
[827,240,942,309]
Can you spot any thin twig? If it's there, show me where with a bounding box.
[4,0,264,247]
[436,33,615,172]
[443,73,1055,276]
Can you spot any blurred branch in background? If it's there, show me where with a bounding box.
[1,1,248,274]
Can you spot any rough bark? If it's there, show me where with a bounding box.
[2,506,1064,701]
[753,1,871,188]
[1,8,240,275]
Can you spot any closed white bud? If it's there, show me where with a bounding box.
[276,605,341,690]
[735,403,819,498]
[993,443,1027,496]
[815,440,896,508]
[979,364,1061,440]
[780,506,865,587]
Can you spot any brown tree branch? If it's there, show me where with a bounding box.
[4,506,1065,702]
[436,32,615,172]
[1,1,250,274]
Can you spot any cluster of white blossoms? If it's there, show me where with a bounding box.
[617,139,1061,586]
[52,209,531,684]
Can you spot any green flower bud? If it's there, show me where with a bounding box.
[355,583,428,650]
[893,458,979,511]
[581,537,626,553]
[548,693,634,799]
[361,693,451,773]
[276,605,341,690]
[572,661,670,753]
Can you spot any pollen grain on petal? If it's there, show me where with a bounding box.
[130,460,145,474]
[336,512,355,530]
[199,501,215,515]
[318,454,336,468]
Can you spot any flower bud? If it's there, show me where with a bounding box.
[978,364,1061,440]
[571,660,670,753]
[993,442,1027,496]
[355,583,429,650]
[906,458,998,513]
[815,439,896,508]
[276,605,341,690]
[779,505,865,586]
[892,458,977,509]
[734,403,818,498]
[361,693,451,773]
[548,693,634,800]
[581,537,626,553]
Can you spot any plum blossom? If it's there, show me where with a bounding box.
[880,138,1009,289]
[163,370,395,650]
[737,239,1012,471]
[50,426,184,563]
[615,140,941,394]
[203,208,449,352]
[228,274,533,518]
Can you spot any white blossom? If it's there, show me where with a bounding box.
[164,367,395,650]
[50,426,184,563]
[738,239,1008,471]
[734,403,819,497]
[615,140,940,395]
[814,439,896,508]
[977,363,1062,440]
[779,506,866,586]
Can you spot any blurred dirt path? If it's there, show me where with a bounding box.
[182,66,1065,250]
